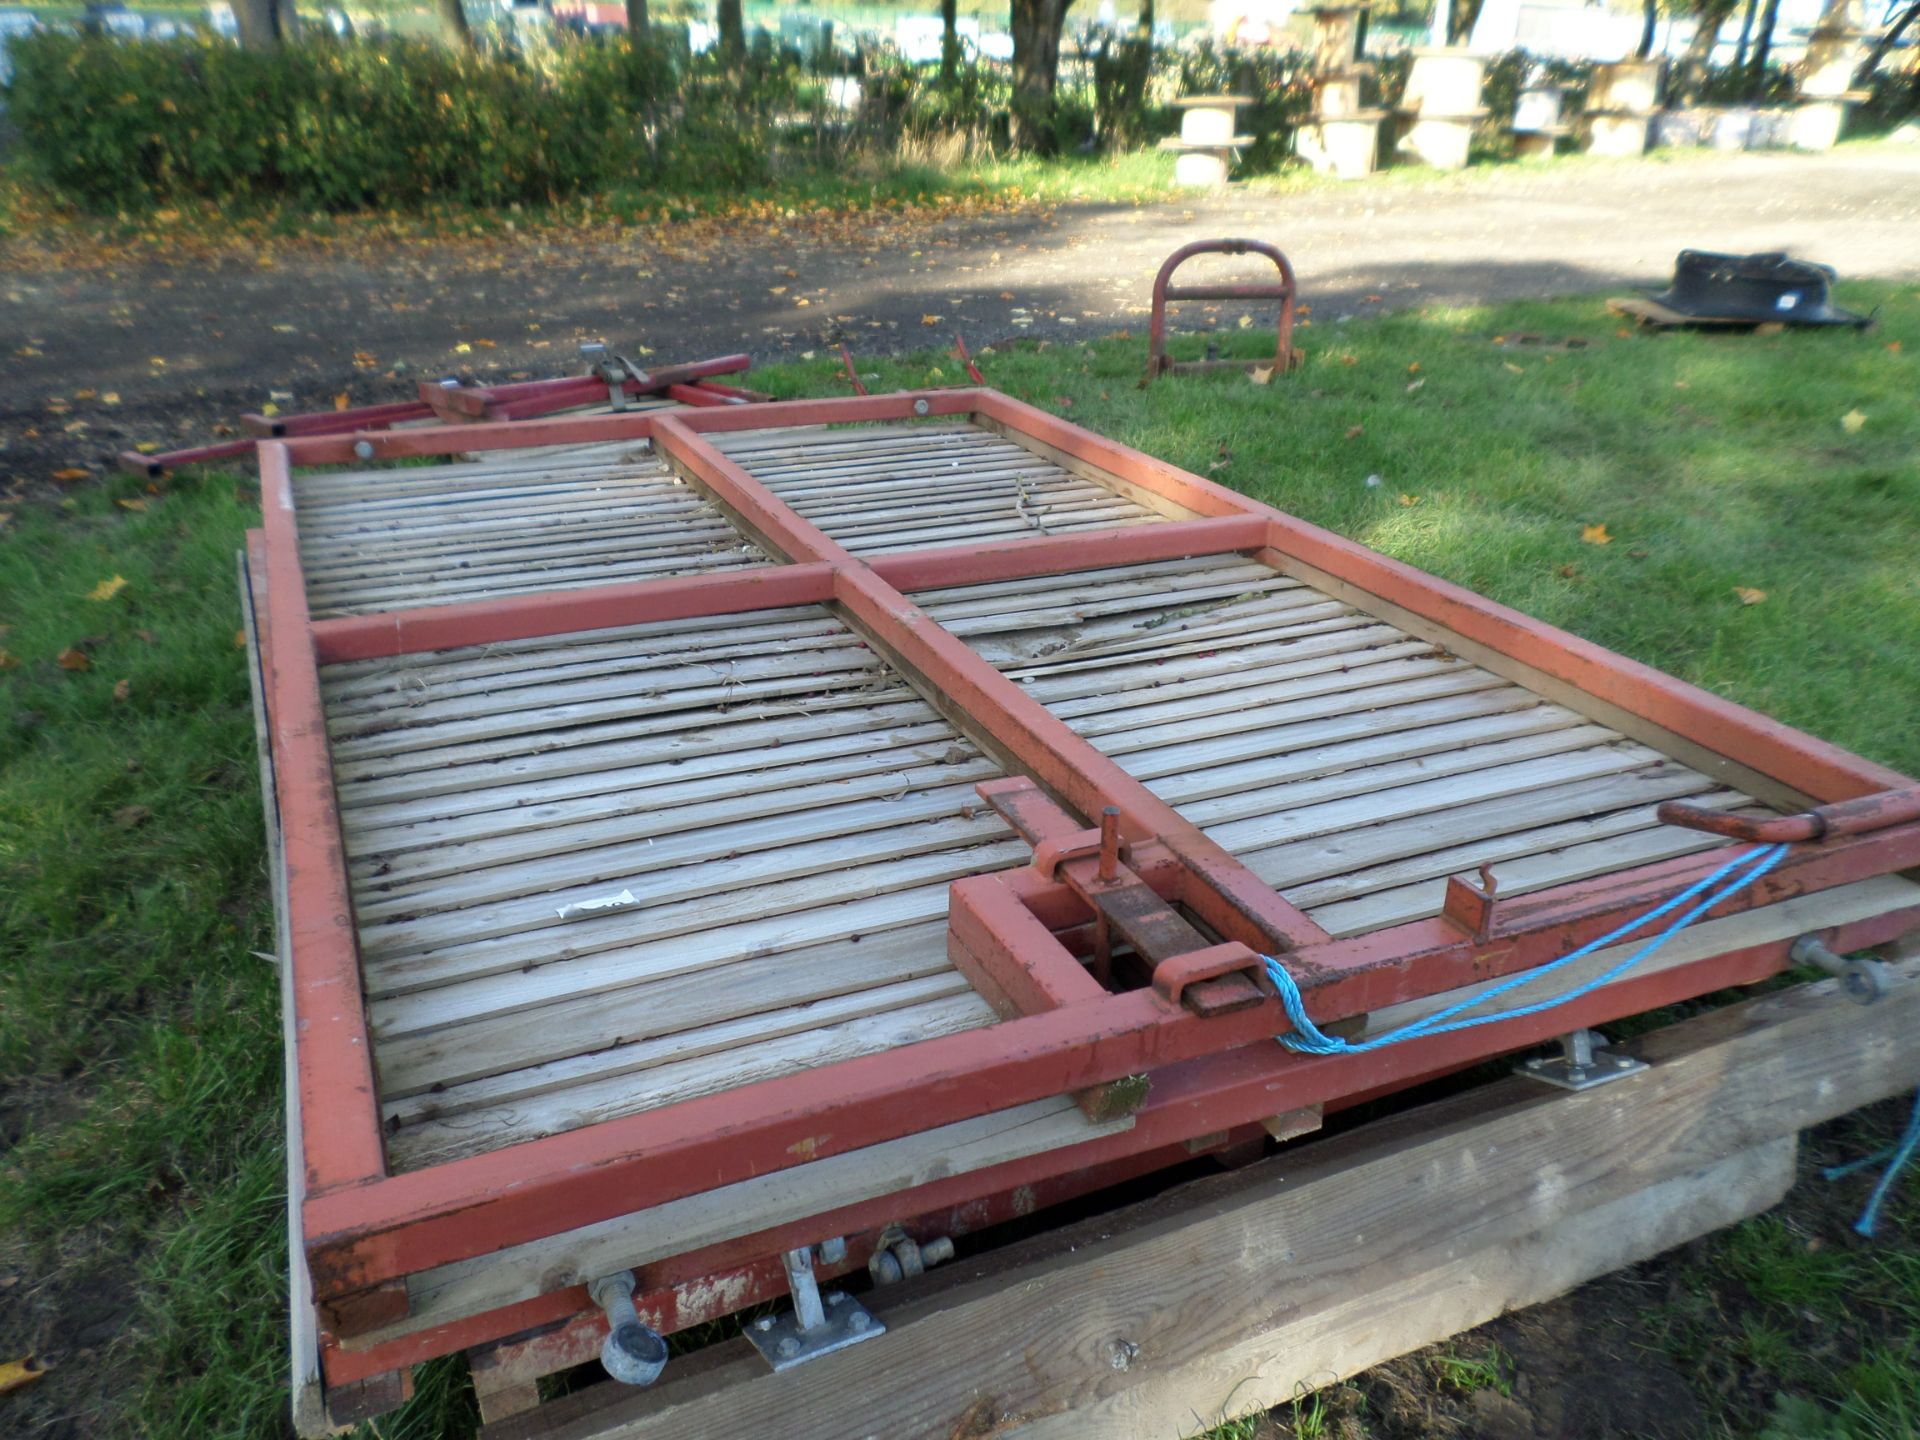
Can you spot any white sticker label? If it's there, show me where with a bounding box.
[1776,292,1800,310]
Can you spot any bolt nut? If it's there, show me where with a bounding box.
[353,440,376,461]
[778,1337,800,1358]
[754,1316,775,1331]
[913,398,931,416]
[849,1311,871,1331]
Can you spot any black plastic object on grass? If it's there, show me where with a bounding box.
[1648,251,1873,329]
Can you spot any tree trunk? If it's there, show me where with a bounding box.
[1636,0,1659,58]
[233,0,282,50]
[1732,0,1759,70]
[717,0,745,59]
[1010,0,1072,152]
[627,0,649,41]
[1857,1,1920,82]
[1448,0,1486,45]
[1748,0,1783,95]
[1675,0,1737,99]
[941,0,960,83]
[436,0,472,47]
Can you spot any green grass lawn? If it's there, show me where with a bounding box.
[0,288,1916,1439]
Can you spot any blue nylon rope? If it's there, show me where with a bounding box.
[1263,842,1791,1057]
[1822,1088,1920,1239]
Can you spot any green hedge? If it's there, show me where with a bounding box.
[3,32,782,210]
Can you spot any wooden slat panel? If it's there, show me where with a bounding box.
[915,555,1774,938]
[293,446,769,618]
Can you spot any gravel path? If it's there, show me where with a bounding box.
[3,143,1916,483]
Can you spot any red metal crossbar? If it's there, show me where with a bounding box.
[253,386,1920,1346]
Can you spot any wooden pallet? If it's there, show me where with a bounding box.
[1607,296,1769,330]
[480,956,1920,1439]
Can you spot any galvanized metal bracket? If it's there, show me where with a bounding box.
[1789,934,1891,1005]
[746,1245,884,1372]
[1517,1029,1648,1092]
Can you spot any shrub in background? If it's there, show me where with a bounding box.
[3,31,781,211]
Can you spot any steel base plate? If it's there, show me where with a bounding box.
[746,1291,885,1371]
[1518,1049,1649,1092]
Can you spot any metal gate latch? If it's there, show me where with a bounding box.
[1518,1029,1648,1092]
[746,1243,885,1372]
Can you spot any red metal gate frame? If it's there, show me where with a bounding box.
[255,388,1920,1341]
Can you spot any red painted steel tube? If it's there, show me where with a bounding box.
[324,1141,1205,1384]
[244,401,438,438]
[282,411,666,466]
[829,563,1330,947]
[974,391,1271,520]
[652,415,860,566]
[431,355,754,418]
[1280,821,1920,1018]
[670,388,984,434]
[257,443,389,1194]
[300,874,1920,1307]
[120,437,258,476]
[664,382,736,407]
[1145,239,1299,384]
[1660,786,1920,844]
[969,390,1908,805]
[319,895,1920,1382]
[310,564,833,664]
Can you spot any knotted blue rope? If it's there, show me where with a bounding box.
[1263,842,1791,1057]
[1822,1089,1920,1238]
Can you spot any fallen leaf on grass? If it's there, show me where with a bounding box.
[1581,523,1613,546]
[1237,315,1252,330]
[1405,378,1426,393]
[0,650,18,671]
[0,1356,46,1394]
[334,393,350,412]
[1340,355,1358,366]
[1407,362,1421,375]
[52,467,90,483]
[57,647,91,671]
[102,392,120,406]
[112,804,151,830]
[1733,586,1768,606]
[74,388,97,401]
[1888,341,1903,354]
[116,498,148,513]
[453,342,472,355]
[1248,366,1274,386]
[1398,493,1421,507]
[134,441,159,455]
[233,629,247,649]
[1345,425,1364,440]
[1503,361,1524,374]
[1558,564,1578,578]
[921,315,943,326]
[1841,409,1866,434]
[113,678,131,701]
[87,575,129,602]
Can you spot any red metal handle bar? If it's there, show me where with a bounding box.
[1659,786,1920,844]
[1145,238,1300,385]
